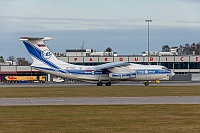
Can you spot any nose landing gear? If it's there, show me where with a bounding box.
[144,81,149,86]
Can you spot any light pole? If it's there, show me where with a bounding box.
[145,19,152,65]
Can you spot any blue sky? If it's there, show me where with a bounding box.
[0,0,200,61]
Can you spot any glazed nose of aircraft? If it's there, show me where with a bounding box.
[170,70,175,78]
[167,70,175,79]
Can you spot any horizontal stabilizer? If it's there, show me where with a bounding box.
[19,37,52,41]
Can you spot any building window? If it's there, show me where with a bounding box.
[189,62,200,69]
[174,62,188,69]
[160,62,174,69]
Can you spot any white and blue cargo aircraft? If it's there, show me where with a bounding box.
[20,37,175,86]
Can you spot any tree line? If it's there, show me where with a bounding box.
[162,42,200,55]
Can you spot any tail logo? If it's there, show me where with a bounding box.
[42,50,52,59]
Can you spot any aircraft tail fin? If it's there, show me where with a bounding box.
[20,37,68,71]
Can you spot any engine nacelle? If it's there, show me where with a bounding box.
[109,73,136,79]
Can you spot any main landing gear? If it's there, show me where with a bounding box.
[97,82,103,86]
[97,82,111,86]
[105,82,111,86]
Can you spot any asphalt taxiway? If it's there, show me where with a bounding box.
[0,97,200,106]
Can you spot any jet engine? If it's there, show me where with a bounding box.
[109,73,136,80]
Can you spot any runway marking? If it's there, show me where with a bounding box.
[0,96,200,106]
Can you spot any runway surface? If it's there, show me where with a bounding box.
[0,96,200,106]
[1,81,200,87]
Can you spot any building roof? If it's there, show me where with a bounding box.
[66,49,86,52]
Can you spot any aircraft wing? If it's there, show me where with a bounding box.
[87,62,130,71]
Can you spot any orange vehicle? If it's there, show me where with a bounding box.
[5,76,46,83]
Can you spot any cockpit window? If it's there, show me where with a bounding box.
[162,67,168,70]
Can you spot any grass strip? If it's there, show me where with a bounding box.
[0,86,200,98]
[0,105,199,133]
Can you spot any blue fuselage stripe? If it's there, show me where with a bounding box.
[136,69,171,75]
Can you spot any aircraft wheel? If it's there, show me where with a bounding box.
[144,82,149,86]
[105,82,111,86]
[97,82,103,86]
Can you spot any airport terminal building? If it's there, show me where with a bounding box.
[0,53,200,82]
